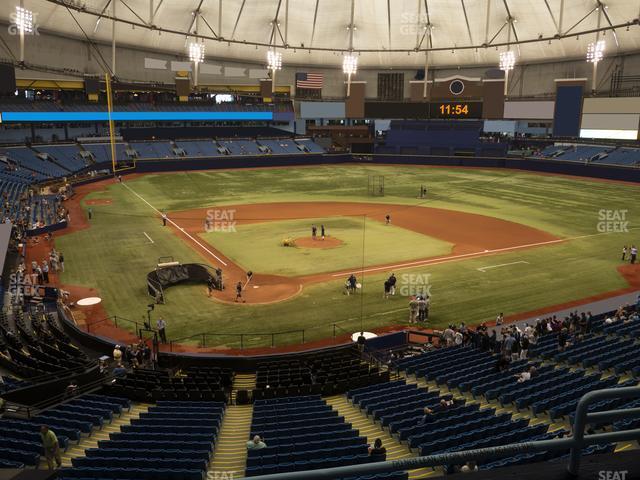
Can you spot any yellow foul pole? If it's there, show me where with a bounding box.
[105,73,117,174]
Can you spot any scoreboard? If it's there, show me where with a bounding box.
[363,101,483,119]
[430,102,483,119]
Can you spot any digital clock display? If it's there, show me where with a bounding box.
[430,102,482,119]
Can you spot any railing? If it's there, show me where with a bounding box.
[3,369,118,419]
[84,315,143,337]
[168,329,306,351]
[332,323,352,339]
[238,386,640,479]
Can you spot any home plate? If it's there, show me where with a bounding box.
[484,249,489,252]
[253,286,260,289]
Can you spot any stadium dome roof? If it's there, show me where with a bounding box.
[9,0,640,68]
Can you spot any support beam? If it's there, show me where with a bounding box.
[484,0,491,45]
[600,3,620,48]
[558,0,565,34]
[423,48,429,98]
[152,0,165,24]
[309,0,320,47]
[488,21,508,45]
[45,0,637,55]
[414,0,421,48]
[542,0,559,33]
[230,0,246,40]
[284,0,289,45]
[564,5,599,35]
[461,0,473,44]
[93,0,112,34]
[111,0,117,76]
[218,0,222,38]
[387,0,392,49]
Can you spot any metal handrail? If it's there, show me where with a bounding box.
[3,370,118,419]
[168,329,305,351]
[332,323,352,338]
[85,315,142,336]
[238,386,640,479]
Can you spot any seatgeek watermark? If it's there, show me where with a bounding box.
[399,273,433,297]
[205,209,237,233]
[207,472,235,480]
[399,12,430,35]
[8,272,40,297]
[8,8,39,36]
[597,209,630,233]
[598,471,628,480]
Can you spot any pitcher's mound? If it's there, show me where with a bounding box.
[294,236,343,249]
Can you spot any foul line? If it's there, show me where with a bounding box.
[477,261,529,272]
[330,228,638,277]
[143,232,154,244]
[121,182,228,267]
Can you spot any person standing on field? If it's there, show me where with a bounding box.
[409,298,419,323]
[235,281,245,302]
[630,245,637,264]
[622,245,628,261]
[156,317,167,343]
[321,224,325,240]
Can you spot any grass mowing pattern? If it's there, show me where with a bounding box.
[56,165,640,348]
[200,216,452,276]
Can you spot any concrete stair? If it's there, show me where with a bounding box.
[50,402,149,468]
[326,394,439,479]
[208,404,253,478]
[231,373,256,403]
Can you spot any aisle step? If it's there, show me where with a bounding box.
[54,402,149,468]
[209,404,253,477]
[325,395,440,479]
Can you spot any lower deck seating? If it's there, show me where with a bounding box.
[0,394,128,467]
[348,379,573,472]
[59,400,224,480]
[245,395,383,477]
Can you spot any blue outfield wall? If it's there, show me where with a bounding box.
[369,155,640,182]
[133,153,353,172]
[78,153,640,184]
[76,153,640,182]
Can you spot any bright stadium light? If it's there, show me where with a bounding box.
[499,50,516,97]
[342,54,358,75]
[343,53,358,98]
[586,39,605,92]
[586,39,605,63]
[267,50,282,71]
[189,42,205,63]
[15,6,33,34]
[499,50,516,71]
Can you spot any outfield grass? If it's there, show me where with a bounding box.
[200,216,452,276]
[56,165,640,348]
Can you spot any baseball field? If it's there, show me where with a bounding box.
[54,164,640,349]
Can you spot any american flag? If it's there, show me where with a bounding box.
[296,72,323,89]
